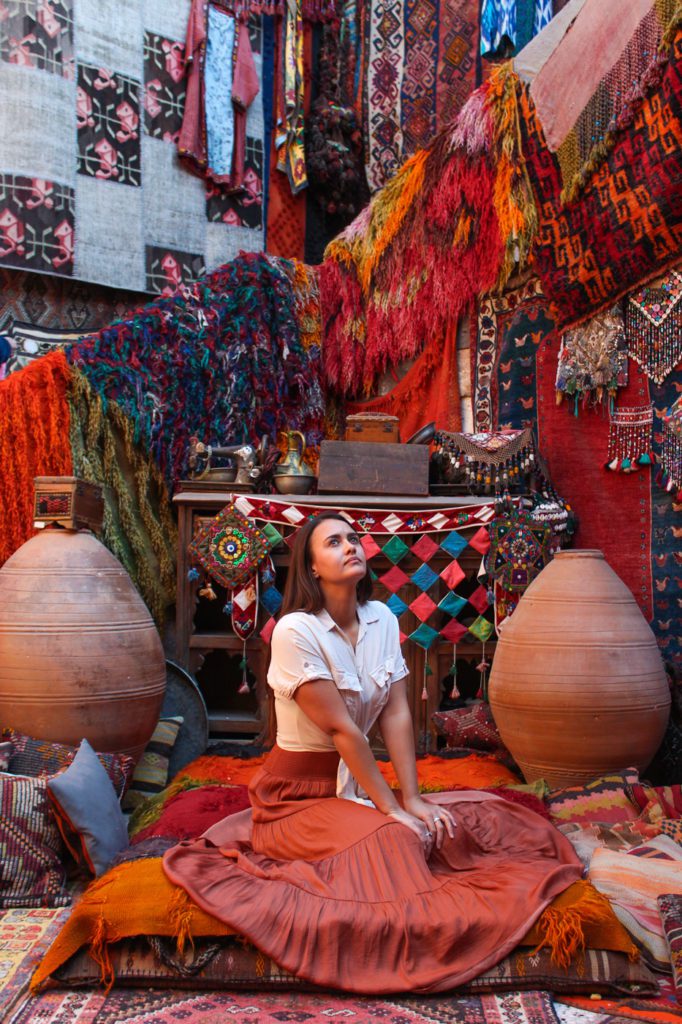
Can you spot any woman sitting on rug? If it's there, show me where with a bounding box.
[163,512,582,994]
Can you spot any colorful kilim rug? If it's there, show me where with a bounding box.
[558,980,682,1024]
[223,492,497,654]
[520,25,682,333]
[0,905,72,1020]
[471,279,671,667]
[366,0,405,192]
[8,987,564,1023]
[436,0,480,130]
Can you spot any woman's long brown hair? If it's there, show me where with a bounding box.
[280,511,373,615]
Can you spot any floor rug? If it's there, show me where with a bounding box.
[9,988,562,1024]
[0,906,72,1019]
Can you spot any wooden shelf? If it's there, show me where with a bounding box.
[208,709,261,733]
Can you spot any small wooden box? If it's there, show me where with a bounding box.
[345,413,400,444]
[34,477,104,532]
[317,441,429,496]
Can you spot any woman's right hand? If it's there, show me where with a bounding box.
[387,808,434,852]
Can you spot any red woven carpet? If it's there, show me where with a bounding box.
[9,988,563,1023]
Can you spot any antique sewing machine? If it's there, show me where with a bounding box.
[188,435,281,491]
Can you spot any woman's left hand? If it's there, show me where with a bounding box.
[402,796,457,850]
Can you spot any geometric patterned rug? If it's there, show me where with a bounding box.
[0,906,72,1021]
[8,988,563,1024]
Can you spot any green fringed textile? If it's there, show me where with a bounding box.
[68,369,177,626]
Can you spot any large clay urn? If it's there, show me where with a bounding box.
[488,550,670,787]
[0,529,166,762]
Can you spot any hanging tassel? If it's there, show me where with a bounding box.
[476,642,490,702]
[198,580,217,600]
[238,641,250,695]
[421,662,432,701]
[188,568,200,582]
[449,645,459,699]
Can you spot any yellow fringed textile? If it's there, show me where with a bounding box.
[484,63,538,289]
[30,858,234,993]
[68,369,177,626]
[522,879,639,967]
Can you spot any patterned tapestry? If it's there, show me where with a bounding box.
[0,0,265,292]
[473,278,682,677]
[365,0,481,192]
[520,24,682,332]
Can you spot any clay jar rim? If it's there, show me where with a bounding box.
[552,549,604,560]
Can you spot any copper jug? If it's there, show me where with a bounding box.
[273,430,316,494]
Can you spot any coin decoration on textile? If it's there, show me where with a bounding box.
[555,305,628,407]
[432,429,536,494]
[626,269,682,384]
[484,509,552,592]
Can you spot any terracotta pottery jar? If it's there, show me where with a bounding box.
[488,550,670,787]
[0,529,166,761]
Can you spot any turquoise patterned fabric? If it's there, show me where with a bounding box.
[205,6,236,177]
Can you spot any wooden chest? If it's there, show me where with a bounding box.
[345,413,400,443]
[33,477,104,532]
[317,441,429,496]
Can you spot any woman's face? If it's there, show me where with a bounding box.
[308,518,367,587]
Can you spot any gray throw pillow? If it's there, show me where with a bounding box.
[47,738,129,876]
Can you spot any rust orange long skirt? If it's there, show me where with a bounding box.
[163,746,583,994]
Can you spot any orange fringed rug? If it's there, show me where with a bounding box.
[0,350,73,566]
[180,751,518,791]
[346,321,461,441]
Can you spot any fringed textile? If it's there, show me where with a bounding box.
[321,63,536,396]
[604,405,655,474]
[68,370,177,627]
[66,254,325,492]
[626,267,682,385]
[0,351,73,567]
[519,22,682,332]
[660,395,682,500]
[344,320,461,440]
[30,858,234,993]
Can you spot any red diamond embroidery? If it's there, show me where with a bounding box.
[469,526,491,555]
[440,560,466,589]
[409,592,437,622]
[439,619,469,643]
[379,565,411,593]
[410,535,440,562]
[468,585,490,614]
[360,535,382,559]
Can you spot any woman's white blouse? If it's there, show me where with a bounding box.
[267,600,408,802]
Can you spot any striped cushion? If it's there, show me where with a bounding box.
[547,769,640,826]
[0,772,71,908]
[3,728,135,800]
[122,718,184,812]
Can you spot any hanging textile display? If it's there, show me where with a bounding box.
[604,405,655,473]
[625,268,682,385]
[555,305,629,409]
[275,0,308,193]
[431,428,536,495]
[179,1,260,190]
[485,508,552,592]
[218,493,500,656]
[188,503,275,692]
[659,395,682,500]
